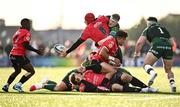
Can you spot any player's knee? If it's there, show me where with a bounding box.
[111,84,123,92]
[31,71,35,75]
[164,66,171,73]
[15,70,21,75]
[121,73,132,83]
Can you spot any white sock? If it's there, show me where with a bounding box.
[144,65,156,75]
[16,82,22,86]
[169,78,176,87]
[34,84,43,89]
[5,83,9,86]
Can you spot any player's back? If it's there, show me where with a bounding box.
[147,24,171,43]
[10,29,31,56]
[81,16,110,43]
[83,70,105,86]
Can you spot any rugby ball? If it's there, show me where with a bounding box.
[54,44,66,53]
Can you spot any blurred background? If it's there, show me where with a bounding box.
[0,0,180,67]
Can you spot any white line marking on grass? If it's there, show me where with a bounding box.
[123,96,180,101]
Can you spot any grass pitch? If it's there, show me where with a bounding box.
[0,67,180,107]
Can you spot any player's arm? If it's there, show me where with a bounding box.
[66,38,85,54]
[23,42,43,55]
[99,46,120,67]
[134,36,146,57]
[134,28,148,57]
[60,29,90,57]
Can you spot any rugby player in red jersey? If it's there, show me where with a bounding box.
[60,13,120,57]
[69,67,157,92]
[82,30,127,88]
[2,18,44,92]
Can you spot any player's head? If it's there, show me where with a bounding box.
[147,17,158,27]
[20,18,32,31]
[84,13,95,25]
[69,72,82,85]
[114,30,128,46]
[108,14,120,27]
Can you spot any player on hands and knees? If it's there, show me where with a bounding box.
[134,17,176,92]
[2,18,44,92]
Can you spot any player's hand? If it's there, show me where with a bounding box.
[59,50,67,57]
[36,49,44,55]
[114,58,121,67]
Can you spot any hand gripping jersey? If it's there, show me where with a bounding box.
[10,29,31,56]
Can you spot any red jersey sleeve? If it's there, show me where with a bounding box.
[23,32,31,43]
[80,26,92,41]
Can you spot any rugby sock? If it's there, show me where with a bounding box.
[100,78,109,87]
[35,84,43,89]
[4,83,9,86]
[30,84,43,91]
[16,82,22,86]
[144,65,157,80]
[130,77,147,88]
[169,78,176,87]
[44,80,57,91]
[123,86,141,92]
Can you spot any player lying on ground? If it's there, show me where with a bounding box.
[69,65,157,92]
[30,63,157,93]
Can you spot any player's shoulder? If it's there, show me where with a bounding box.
[19,29,30,33]
[105,37,116,43]
[96,15,109,23]
[19,29,31,36]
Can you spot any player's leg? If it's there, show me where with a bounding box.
[2,65,21,92]
[30,79,58,91]
[111,83,142,92]
[163,59,176,92]
[2,55,22,92]
[143,52,158,86]
[116,68,148,88]
[13,62,35,92]
[120,73,148,88]
[53,82,68,91]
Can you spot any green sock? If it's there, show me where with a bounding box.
[44,80,57,91]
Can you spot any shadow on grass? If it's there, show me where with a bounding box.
[0,91,180,96]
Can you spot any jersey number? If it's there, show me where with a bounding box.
[158,27,164,34]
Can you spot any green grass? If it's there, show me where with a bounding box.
[0,67,180,107]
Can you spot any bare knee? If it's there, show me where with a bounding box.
[164,65,172,73]
[121,73,132,83]
[111,84,123,92]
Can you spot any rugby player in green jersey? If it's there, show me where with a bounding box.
[134,17,176,92]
